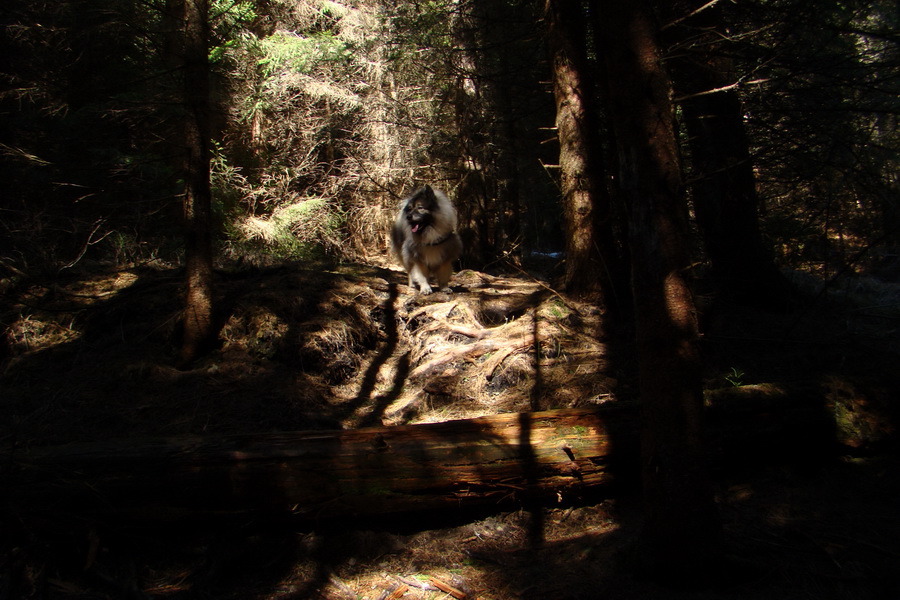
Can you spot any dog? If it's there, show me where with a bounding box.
[391,185,463,294]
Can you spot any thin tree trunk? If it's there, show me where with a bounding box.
[598,1,722,582]
[453,1,525,265]
[179,0,215,367]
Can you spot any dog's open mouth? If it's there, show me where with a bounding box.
[410,223,423,233]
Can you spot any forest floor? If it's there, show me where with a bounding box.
[1,260,900,599]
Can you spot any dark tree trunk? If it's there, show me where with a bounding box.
[664,2,792,309]
[545,0,624,308]
[598,1,722,582]
[494,96,522,254]
[684,91,790,306]
[179,0,215,367]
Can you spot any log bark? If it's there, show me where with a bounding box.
[4,392,836,520]
[6,406,639,520]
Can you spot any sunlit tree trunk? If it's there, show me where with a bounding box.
[545,0,623,308]
[179,0,215,367]
[665,1,792,309]
[598,1,722,582]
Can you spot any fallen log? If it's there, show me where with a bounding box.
[4,387,842,520]
[5,406,640,520]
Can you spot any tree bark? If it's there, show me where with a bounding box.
[598,1,723,581]
[664,1,792,309]
[545,0,624,308]
[179,0,215,367]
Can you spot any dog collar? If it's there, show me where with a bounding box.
[426,232,456,246]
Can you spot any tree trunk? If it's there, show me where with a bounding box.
[664,2,792,309]
[179,0,215,367]
[545,0,624,308]
[598,1,723,581]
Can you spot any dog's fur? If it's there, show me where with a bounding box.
[391,185,463,294]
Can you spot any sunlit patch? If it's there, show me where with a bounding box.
[7,315,81,355]
[5,271,140,357]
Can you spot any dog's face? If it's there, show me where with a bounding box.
[403,188,439,235]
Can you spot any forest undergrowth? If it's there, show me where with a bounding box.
[1,261,899,599]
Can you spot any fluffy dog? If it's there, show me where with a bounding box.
[391,185,463,294]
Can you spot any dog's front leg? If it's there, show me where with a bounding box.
[434,261,454,293]
[408,263,433,294]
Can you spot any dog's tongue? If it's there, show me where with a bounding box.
[411,223,422,233]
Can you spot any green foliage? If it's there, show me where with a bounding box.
[387,1,454,54]
[11,0,893,276]
[227,197,344,262]
[210,141,249,220]
[209,0,257,63]
[210,139,344,261]
[212,0,257,27]
[258,31,351,77]
[543,298,571,319]
[724,367,746,387]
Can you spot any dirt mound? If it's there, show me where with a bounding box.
[0,263,618,445]
[208,265,621,430]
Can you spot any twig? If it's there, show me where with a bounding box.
[674,78,770,103]
[429,577,468,600]
[661,0,722,31]
[380,583,409,600]
[59,219,112,272]
[394,576,437,591]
